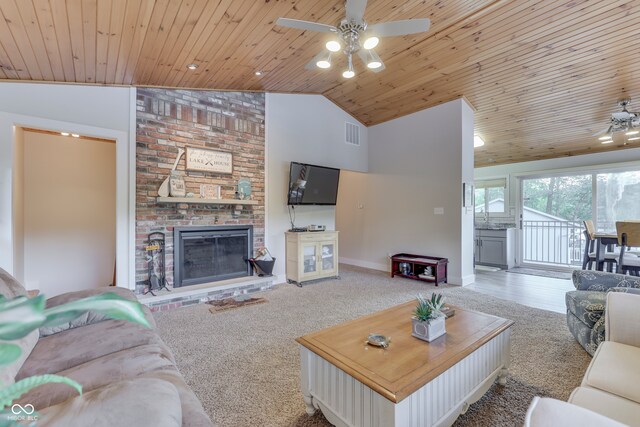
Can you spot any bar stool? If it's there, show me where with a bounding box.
[616,221,640,276]
[582,220,618,271]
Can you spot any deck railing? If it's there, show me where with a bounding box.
[522,220,585,266]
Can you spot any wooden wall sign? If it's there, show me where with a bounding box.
[186,147,233,174]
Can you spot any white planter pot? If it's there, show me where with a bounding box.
[412,316,446,342]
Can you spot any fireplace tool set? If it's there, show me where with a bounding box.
[144,232,170,296]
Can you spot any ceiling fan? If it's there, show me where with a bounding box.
[593,99,640,141]
[275,0,431,79]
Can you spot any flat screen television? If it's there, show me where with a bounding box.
[287,162,340,205]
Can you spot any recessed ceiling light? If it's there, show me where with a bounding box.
[71,133,80,138]
[254,71,262,76]
[598,136,612,141]
[626,130,639,136]
[186,63,198,70]
[61,132,69,136]
[474,135,485,148]
[628,137,640,141]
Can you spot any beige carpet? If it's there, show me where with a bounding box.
[154,266,591,427]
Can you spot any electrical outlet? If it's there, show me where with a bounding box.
[434,207,444,215]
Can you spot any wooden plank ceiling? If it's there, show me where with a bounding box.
[0,0,639,166]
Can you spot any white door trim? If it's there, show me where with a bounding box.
[0,111,135,289]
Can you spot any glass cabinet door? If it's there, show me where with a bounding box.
[302,244,317,275]
[320,243,335,273]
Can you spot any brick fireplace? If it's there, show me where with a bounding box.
[136,88,265,290]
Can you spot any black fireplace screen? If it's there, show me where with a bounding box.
[174,226,253,287]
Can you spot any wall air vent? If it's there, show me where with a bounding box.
[345,121,360,146]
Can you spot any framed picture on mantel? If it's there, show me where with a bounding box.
[186,147,233,174]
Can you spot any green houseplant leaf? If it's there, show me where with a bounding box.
[0,296,46,340]
[41,293,150,329]
[0,375,82,408]
[0,344,22,367]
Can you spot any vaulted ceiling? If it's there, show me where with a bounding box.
[0,0,639,166]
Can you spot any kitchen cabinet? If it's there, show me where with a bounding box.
[475,228,515,270]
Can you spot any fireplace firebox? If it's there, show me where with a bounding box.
[173,225,253,287]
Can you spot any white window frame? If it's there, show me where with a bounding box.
[474,177,508,217]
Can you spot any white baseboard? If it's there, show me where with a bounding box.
[460,274,476,286]
[339,257,388,272]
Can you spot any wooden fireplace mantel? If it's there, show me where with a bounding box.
[156,197,258,205]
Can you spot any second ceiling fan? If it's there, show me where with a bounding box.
[275,0,431,79]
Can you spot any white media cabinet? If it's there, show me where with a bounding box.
[285,231,339,286]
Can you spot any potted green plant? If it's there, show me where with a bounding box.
[412,293,446,342]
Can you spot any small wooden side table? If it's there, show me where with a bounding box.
[390,253,448,285]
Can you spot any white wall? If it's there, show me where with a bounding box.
[0,82,134,288]
[22,132,116,296]
[336,98,475,285]
[265,93,368,281]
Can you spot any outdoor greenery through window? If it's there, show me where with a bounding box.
[521,168,640,267]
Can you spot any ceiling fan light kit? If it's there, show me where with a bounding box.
[363,35,379,50]
[593,99,640,143]
[316,51,332,69]
[326,40,342,52]
[343,55,356,78]
[275,0,430,79]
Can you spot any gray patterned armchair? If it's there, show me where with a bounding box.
[566,270,640,355]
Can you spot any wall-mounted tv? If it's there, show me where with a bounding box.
[287,162,341,206]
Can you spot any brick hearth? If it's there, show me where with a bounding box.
[136,88,265,290]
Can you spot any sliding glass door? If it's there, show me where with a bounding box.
[596,171,640,232]
[521,174,592,267]
[519,167,640,268]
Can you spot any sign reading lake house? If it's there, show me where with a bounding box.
[186,147,233,174]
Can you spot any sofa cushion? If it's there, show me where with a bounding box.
[566,290,606,328]
[573,270,640,291]
[566,310,598,356]
[39,287,156,337]
[38,378,182,427]
[0,330,39,386]
[0,267,27,299]
[16,342,177,409]
[582,341,640,404]
[525,396,627,427]
[569,386,640,427]
[139,369,214,427]
[17,318,161,379]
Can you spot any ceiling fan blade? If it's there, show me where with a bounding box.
[357,50,386,73]
[369,18,431,37]
[275,18,336,33]
[346,0,368,22]
[592,125,612,137]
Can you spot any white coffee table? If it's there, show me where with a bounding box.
[296,302,513,427]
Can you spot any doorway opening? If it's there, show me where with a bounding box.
[12,127,117,296]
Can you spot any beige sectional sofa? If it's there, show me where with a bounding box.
[0,268,213,427]
[526,291,640,426]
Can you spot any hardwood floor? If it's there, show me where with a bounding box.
[467,270,575,314]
